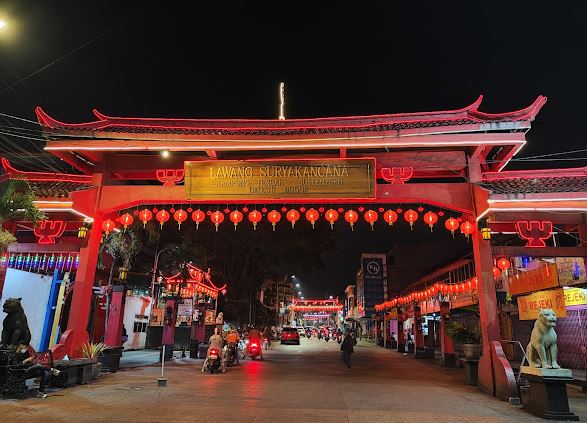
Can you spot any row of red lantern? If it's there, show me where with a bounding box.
[290,305,344,312]
[102,207,476,235]
[375,277,479,312]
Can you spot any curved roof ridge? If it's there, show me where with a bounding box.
[35,96,546,132]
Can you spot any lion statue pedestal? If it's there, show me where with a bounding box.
[520,309,577,421]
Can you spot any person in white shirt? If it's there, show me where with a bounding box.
[202,328,225,372]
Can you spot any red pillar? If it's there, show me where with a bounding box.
[161,298,176,359]
[396,309,405,352]
[53,215,103,358]
[473,228,500,395]
[413,306,425,358]
[440,301,455,367]
[104,285,126,347]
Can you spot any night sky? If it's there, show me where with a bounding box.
[1,2,585,297]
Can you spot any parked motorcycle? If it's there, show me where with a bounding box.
[206,347,222,374]
[324,334,330,342]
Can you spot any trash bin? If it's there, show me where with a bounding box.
[189,340,199,359]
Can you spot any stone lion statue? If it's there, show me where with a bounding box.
[1,298,32,349]
[526,308,560,369]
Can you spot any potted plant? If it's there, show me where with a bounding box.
[446,321,482,359]
[79,342,106,381]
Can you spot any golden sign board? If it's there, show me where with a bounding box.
[184,158,375,200]
[517,288,567,320]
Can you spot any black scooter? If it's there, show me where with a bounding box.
[225,343,237,367]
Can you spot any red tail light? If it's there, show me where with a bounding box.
[250,343,258,348]
[209,348,219,359]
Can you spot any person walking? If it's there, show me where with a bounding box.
[340,330,354,371]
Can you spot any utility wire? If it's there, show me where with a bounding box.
[0,26,117,96]
[0,112,39,125]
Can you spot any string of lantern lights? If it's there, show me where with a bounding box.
[1,252,79,274]
[374,257,514,312]
[375,277,479,312]
[100,205,476,237]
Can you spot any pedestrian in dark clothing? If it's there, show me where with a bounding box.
[340,330,354,371]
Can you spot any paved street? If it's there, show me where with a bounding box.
[1,338,585,422]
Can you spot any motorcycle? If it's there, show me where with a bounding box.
[306,331,312,339]
[324,333,330,342]
[263,337,271,350]
[248,340,263,360]
[225,343,238,367]
[336,334,342,344]
[206,347,222,374]
[317,332,323,340]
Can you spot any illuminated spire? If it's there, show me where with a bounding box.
[278,82,285,120]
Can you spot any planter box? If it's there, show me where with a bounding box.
[52,365,78,388]
[99,347,123,372]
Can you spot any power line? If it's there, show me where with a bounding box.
[0,112,39,125]
[0,26,117,96]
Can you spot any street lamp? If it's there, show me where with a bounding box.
[151,246,178,299]
[295,283,300,288]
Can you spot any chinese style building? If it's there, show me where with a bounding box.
[2,94,587,401]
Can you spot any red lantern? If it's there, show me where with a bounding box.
[267,210,281,231]
[286,209,300,228]
[191,209,206,229]
[423,211,438,232]
[325,209,339,229]
[364,210,378,230]
[445,217,459,237]
[460,220,475,239]
[383,210,398,226]
[156,210,170,228]
[173,209,187,229]
[119,213,134,231]
[472,277,478,289]
[497,257,511,270]
[305,208,319,229]
[344,209,358,231]
[404,209,418,229]
[229,210,243,230]
[102,219,115,235]
[248,210,262,230]
[492,267,501,279]
[139,209,153,228]
[211,211,224,231]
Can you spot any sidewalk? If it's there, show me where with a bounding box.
[363,340,587,420]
